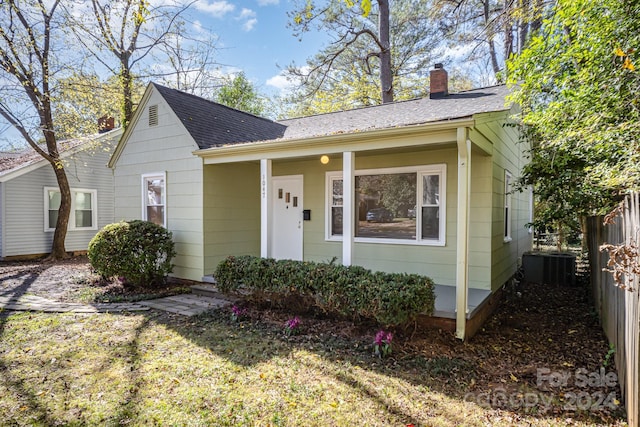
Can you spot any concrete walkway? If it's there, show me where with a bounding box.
[0,292,233,317]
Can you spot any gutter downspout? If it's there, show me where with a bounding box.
[456,127,471,340]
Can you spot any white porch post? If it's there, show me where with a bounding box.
[456,127,471,340]
[260,159,272,258]
[342,151,355,265]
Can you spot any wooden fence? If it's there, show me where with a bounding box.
[587,193,639,427]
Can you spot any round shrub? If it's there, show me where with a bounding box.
[88,220,176,287]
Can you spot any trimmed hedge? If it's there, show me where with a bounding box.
[214,255,435,327]
[88,220,176,287]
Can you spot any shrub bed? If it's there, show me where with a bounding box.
[88,220,176,287]
[215,255,435,327]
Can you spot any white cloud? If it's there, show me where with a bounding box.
[266,73,294,92]
[194,0,235,18]
[242,18,258,31]
[257,0,279,5]
[238,8,256,19]
[237,8,257,31]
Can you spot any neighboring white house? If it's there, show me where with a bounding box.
[0,127,122,259]
[109,66,532,339]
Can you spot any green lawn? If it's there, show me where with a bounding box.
[0,308,624,426]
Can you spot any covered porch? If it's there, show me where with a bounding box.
[198,119,495,340]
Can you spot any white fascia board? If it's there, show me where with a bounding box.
[195,118,475,164]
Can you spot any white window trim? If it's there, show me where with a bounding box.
[44,187,98,232]
[325,164,447,246]
[142,172,167,227]
[504,170,513,242]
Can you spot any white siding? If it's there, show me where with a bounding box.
[112,87,204,281]
[3,138,116,257]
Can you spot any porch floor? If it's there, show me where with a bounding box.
[433,284,492,320]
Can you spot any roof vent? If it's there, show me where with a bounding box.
[149,105,158,126]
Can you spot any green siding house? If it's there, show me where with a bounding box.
[109,67,532,339]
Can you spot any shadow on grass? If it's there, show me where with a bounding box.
[145,285,625,426]
[0,267,58,425]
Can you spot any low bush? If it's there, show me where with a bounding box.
[88,220,176,287]
[215,255,435,327]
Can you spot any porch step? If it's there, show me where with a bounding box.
[191,284,237,302]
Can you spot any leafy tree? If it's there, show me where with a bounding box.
[64,0,192,128]
[287,0,442,106]
[507,0,639,241]
[434,0,547,83]
[0,0,72,259]
[52,73,144,140]
[215,73,266,116]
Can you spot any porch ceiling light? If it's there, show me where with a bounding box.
[320,155,330,164]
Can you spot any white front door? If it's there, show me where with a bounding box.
[271,175,303,260]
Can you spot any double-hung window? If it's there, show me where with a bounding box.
[44,187,97,231]
[142,173,166,227]
[326,164,446,245]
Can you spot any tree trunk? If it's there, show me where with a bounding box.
[50,159,72,259]
[484,0,502,81]
[518,0,529,54]
[42,121,71,260]
[121,62,133,129]
[378,0,393,103]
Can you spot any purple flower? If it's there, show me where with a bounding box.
[230,305,247,322]
[285,316,300,330]
[231,305,246,316]
[374,329,393,358]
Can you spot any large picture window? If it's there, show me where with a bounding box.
[326,165,446,245]
[142,173,166,227]
[44,187,97,231]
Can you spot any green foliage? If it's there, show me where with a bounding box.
[285,0,445,113]
[88,220,176,287]
[215,255,435,327]
[507,0,640,232]
[52,73,144,140]
[215,72,266,116]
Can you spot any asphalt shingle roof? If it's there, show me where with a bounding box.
[153,84,287,149]
[278,85,511,141]
[155,83,511,148]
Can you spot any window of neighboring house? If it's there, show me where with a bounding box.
[142,173,166,227]
[44,187,97,231]
[504,170,513,242]
[326,164,446,245]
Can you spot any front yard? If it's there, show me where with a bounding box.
[0,258,628,426]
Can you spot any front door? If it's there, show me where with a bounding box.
[271,175,303,260]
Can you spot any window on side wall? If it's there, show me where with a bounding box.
[142,173,166,227]
[504,170,513,242]
[326,164,446,245]
[44,187,97,231]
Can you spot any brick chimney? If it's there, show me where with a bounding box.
[429,63,448,99]
[98,115,115,133]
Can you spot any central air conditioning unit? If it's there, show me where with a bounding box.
[522,251,577,286]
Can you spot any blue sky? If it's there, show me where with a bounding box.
[183,0,328,95]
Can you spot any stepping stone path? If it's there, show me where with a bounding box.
[0,285,233,317]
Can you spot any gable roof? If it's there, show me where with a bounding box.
[277,85,510,141]
[0,128,122,182]
[153,83,286,149]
